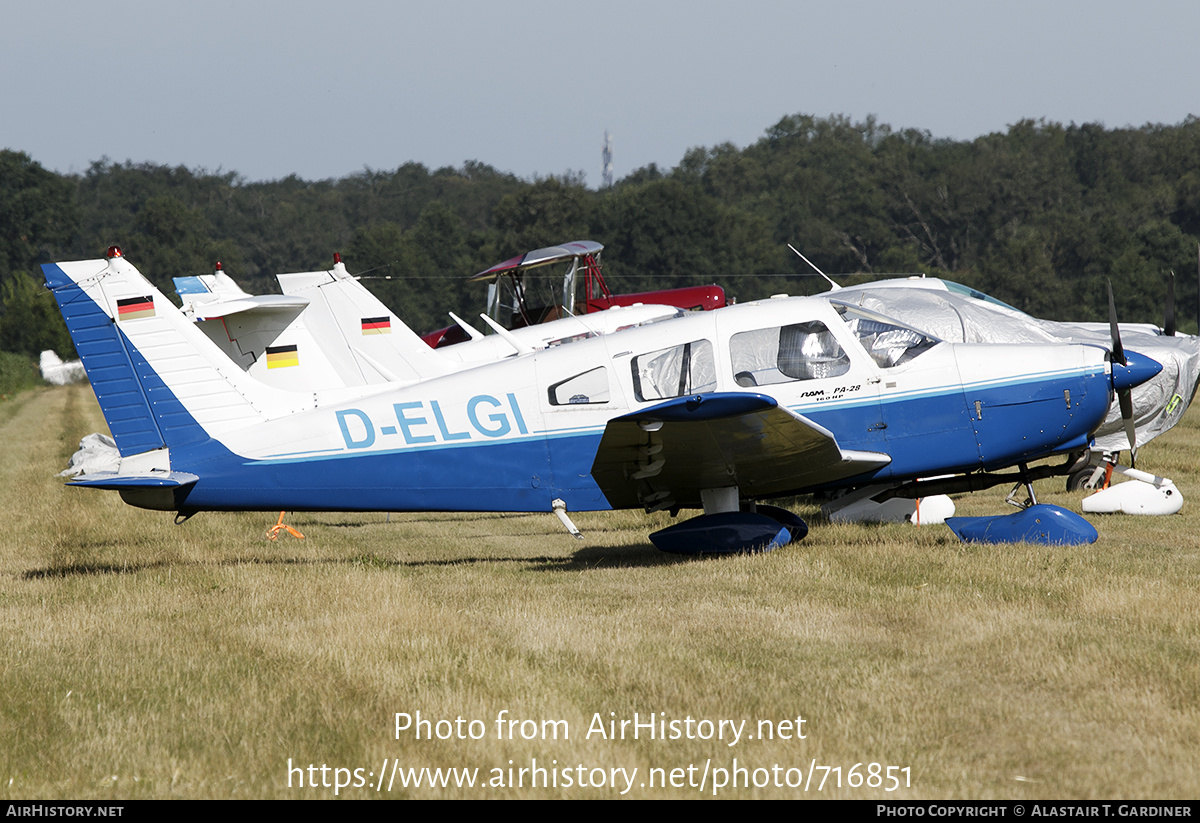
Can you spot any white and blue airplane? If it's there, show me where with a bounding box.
[43,248,1163,552]
[810,273,1196,516]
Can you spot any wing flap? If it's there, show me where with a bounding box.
[590,393,890,510]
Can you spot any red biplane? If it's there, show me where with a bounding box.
[423,240,725,348]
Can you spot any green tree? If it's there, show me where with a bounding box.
[122,195,242,291]
[493,177,593,256]
[0,151,77,358]
[348,202,478,334]
[0,270,75,358]
[592,177,776,300]
[0,150,77,278]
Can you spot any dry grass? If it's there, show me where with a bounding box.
[0,384,1197,799]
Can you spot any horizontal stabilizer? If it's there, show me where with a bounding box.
[67,470,200,512]
[175,271,307,319]
[186,294,310,320]
[67,471,199,490]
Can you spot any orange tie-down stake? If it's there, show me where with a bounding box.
[267,511,305,541]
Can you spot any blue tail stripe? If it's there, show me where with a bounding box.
[43,264,166,456]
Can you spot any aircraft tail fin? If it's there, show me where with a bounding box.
[276,257,455,383]
[42,250,310,457]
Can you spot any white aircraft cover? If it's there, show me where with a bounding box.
[58,433,120,477]
[39,350,87,385]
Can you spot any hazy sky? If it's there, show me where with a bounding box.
[3,0,1196,185]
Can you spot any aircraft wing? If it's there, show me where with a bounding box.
[590,393,891,510]
[468,240,604,282]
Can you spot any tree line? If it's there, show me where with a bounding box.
[2,112,1199,360]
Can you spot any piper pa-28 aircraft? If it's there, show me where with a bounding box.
[810,270,1197,516]
[44,248,1163,552]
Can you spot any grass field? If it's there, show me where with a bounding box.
[1,383,1197,799]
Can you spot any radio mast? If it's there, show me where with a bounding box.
[602,131,614,188]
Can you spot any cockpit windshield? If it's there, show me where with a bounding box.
[832,302,940,368]
[940,280,1024,313]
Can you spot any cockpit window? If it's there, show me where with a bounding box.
[833,303,939,368]
[632,339,717,401]
[941,281,1023,313]
[548,367,610,405]
[730,322,850,387]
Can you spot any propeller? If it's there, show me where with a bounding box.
[1164,271,1176,336]
[1107,280,1138,466]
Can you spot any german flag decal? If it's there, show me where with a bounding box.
[116,295,155,320]
[361,316,391,335]
[265,344,300,369]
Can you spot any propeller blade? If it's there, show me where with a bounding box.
[1108,280,1137,466]
[1107,280,1126,366]
[1165,271,1176,336]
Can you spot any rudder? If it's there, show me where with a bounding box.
[43,250,307,458]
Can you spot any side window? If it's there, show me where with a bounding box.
[631,339,717,401]
[548,367,610,405]
[833,304,939,368]
[730,322,850,386]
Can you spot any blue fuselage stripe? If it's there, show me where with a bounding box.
[165,369,1106,513]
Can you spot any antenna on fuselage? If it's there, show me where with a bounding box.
[478,313,534,356]
[788,244,840,291]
